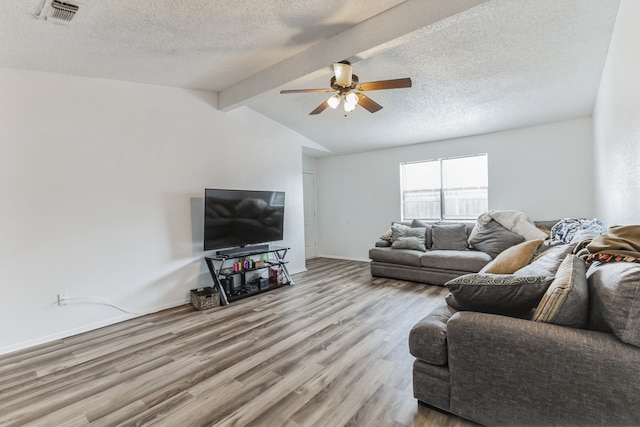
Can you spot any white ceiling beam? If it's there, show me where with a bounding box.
[218,0,489,111]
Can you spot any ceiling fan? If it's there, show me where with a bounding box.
[280,61,412,115]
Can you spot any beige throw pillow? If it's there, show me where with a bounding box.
[532,255,588,328]
[483,239,544,274]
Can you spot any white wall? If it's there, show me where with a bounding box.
[593,0,640,225]
[0,68,308,354]
[315,118,594,260]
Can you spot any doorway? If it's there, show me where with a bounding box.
[302,172,317,259]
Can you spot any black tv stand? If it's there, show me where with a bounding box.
[216,244,270,258]
[204,246,293,305]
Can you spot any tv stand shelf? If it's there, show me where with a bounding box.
[204,246,293,305]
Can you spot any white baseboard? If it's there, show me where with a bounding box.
[315,254,371,263]
[0,299,187,356]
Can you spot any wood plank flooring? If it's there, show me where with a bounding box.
[0,258,477,427]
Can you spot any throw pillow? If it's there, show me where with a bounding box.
[380,221,409,242]
[391,236,427,252]
[586,261,640,347]
[431,223,468,251]
[532,255,588,328]
[537,224,551,238]
[515,220,549,241]
[411,219,433,248]
[380,229,393,242]
[469,220,525,258]
[514,243,575,277]
[482,239,544,274]
[445,274,554,316]
[391,223,426,242]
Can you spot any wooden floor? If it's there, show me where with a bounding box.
[0,258,477,427]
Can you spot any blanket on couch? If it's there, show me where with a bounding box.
[583,225,640,262]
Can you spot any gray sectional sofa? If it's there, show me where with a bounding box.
[369,219,558,285]
[408,232,640,425]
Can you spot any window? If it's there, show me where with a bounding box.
[401,154,488,221]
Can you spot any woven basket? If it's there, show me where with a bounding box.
[190,287,220,311]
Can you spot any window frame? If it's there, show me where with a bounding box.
[400,154,488,221]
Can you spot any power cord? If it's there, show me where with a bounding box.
[56,296,143,315]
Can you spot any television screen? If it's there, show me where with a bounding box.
[204,188,285,251]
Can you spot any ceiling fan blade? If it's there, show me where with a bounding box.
[333,62,353,87]
[309,100,330,115]
[356,93,383,113]
[358,77,412,91]
[280,88,335,94]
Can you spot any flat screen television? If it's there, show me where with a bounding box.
[203,188,285,251]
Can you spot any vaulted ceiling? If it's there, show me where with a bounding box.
[0,0,621,156]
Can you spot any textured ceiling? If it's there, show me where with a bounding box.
[0,0,621,156]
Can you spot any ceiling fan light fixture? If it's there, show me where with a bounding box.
[281,61,411,115]
[327,94,341,109]
[345,92,359,105]
[344,100,357,112]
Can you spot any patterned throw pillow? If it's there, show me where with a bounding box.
[391,236,427,252]
[380,229,393,242]
[532,255,588,328]
[391,223,426,242]
[380,221,408,242]
[445,273,554,316]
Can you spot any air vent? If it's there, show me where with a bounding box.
[50,1,78,21]
[38,0,79,24]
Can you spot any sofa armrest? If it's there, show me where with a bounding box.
[447,311,640,426]
[409,301,456,365]
[374,239,391,247]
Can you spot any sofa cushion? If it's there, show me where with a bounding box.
[586,261,640,347]
[482,239,544,274]
[368,247,422,267]
[532,255,588,328]
[411,219,434,248]
[445,274,554,316]
[431,223,469,250]
[420,250,492,272]
[514,243,575,277]
[409,302,456,365]
[469,220,525,258]
[392,236,426,251]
